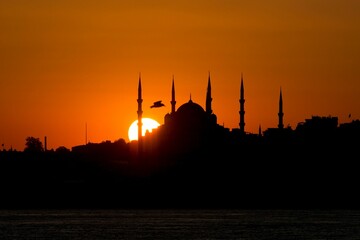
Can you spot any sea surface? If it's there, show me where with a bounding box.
[0,209,359,239]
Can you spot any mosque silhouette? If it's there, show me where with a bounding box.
[134,74,269,163]
[132,73,358,167]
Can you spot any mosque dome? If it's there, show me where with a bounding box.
[176,99,205,116]
[173,99,207,128]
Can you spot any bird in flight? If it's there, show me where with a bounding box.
[150,100,165,108]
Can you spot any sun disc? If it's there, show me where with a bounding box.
[128,118,160,142]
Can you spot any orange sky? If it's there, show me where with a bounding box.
[1,0,360,151]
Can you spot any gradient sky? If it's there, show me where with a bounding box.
[1,0,359,151]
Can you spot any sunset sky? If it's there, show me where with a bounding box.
[1,0,359,151]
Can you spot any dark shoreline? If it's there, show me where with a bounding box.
[1,141,359,210]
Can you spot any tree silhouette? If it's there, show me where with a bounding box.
[24,136,44,153]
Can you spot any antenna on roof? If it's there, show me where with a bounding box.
[85,122,87,145]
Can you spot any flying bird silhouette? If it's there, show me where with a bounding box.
[150,100,165,108]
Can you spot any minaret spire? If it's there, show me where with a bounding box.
[239,73,245,133]
[259,124,262,136]
[171,75,176,114]
[206,72,212,114]
[137,73,143,152]
[278,87,284,129]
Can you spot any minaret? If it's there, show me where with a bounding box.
[206,72,212,114]
[278,87,284,129]
[137,74,143,152]
[239,73,245,133]
[171,76,176,114]
[258,125,262,136]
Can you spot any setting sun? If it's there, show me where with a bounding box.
[128,118,160,142]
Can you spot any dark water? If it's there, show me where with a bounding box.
[0,209,359,239]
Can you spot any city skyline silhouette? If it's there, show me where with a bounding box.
[1,72,359,152]
[1,74,359,209]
